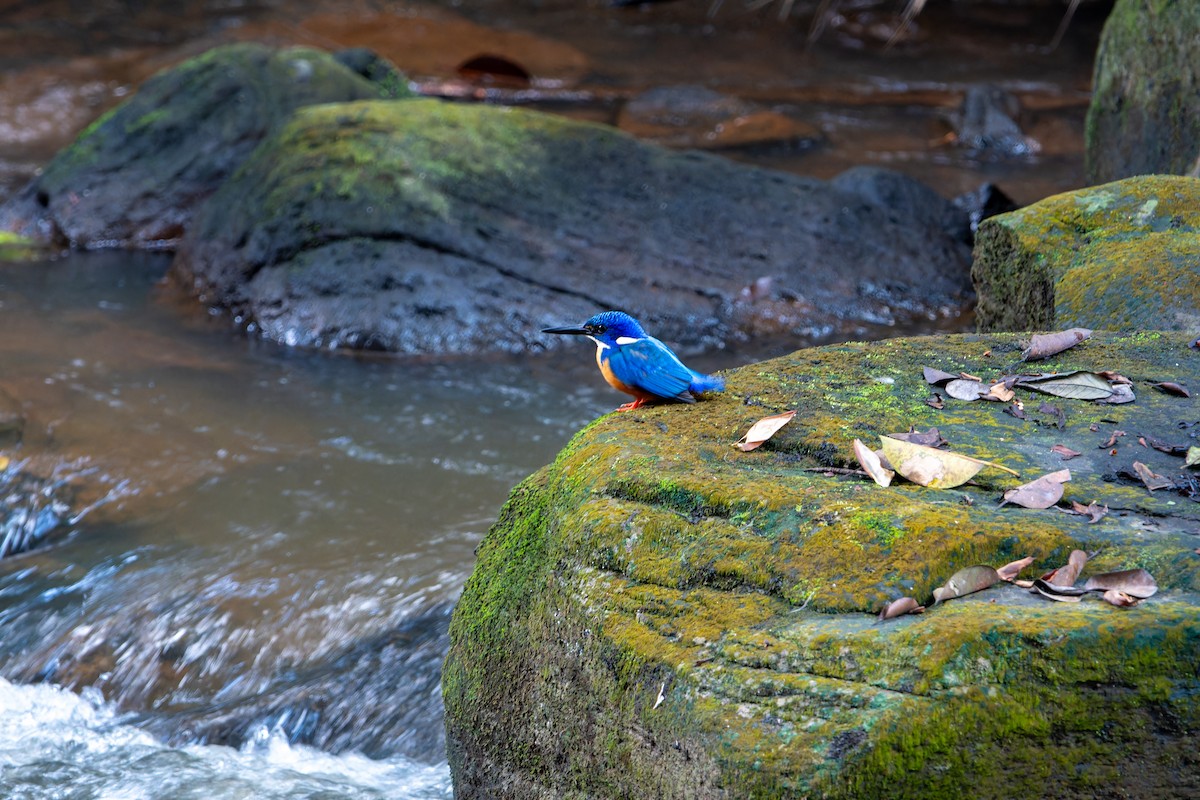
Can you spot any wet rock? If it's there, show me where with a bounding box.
[1086,0,1200,183]
[171,97,972,354]
[972,175,1200,332]
[616,85,821,150]
[444,330,1200,799]
[0,464,71,559]
[953,182,1019,233]
[0,42,410,249]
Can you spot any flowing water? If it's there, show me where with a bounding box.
[0,0,1109,795]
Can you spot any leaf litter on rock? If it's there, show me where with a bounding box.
[878,435,1018,489]
[1051,444,1081,460]
[932,565,1001,604]
[1000,469,1071,509]
[1017,371,1115,401]
[1150,381,1191,397]
[1021,327,1091,361]
[734,410,796,451]
[852,438,894,487]
[878,596,924,620]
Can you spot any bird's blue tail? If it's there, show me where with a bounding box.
[689,372,725,395]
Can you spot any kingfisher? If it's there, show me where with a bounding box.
[542,311,725,411]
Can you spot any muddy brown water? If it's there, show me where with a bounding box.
[0,1,1110,796]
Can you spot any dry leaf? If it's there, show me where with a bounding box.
[1151,381,1191,398]
[853,439,894,487]
[932,565,1001,603]
[1001,469,1071,509]
[1051,444,1081,460]
[1084,568,1158,598]
[926,394,945,409]
[1100,589,1140,607]
[985,382,1014,402]
[1145,436,1187,454]
[1063,500,1108,523]
[945,379,986,401]
[879,597,925,619]
[1022,328,1092,361]
[1042,549,1088,587]
[1132,461,1173,492]
[734,410,796,451]
[1099,430,1125,448]
[879,436,1017,489]
[1097,384,1136,404]
[1004,401,1027,420]
[887,428,947,448]
[922,367,957,385]
[1032,579,1084,602]
[1187,446,1200,467]
[997,556,1034,582]
[1097,370,1133,385]
[1038,402,1066,428]
[1017,371,1114,401]
[960,371,982,382]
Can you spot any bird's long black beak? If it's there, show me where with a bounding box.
[542,325,589,336]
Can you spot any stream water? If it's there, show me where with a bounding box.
[0,0,1110,796]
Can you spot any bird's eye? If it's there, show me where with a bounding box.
[593,324,607,334]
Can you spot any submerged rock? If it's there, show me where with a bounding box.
[1086,0,1200,183]
[171,98,972,354]
[444,330,1200,798]
[0,43,410,249]
[972,175,1200,332]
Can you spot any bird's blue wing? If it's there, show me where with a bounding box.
[606,338,695,402]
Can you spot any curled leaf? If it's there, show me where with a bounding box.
[1001,469,1071,509]
[1062,500,1108,523]
[922,367,958,385]
[1083,568,1158,599]
[879,597,925,619]
[997,556,1034,582]
[1051,444,1081,460]
[984,382,1014,402]
[1132,461,1173,492]
[1097,384,1135,404]
[926,393,945,409]
[1021,328,1092,361]
[932,565,1000,604]
[853,438,894,487]
[734,410,796,452]
[1042,549,1088,587]
[879,436,1018,489]
[1100,589,1140,607]
[1032,578,1084,602]
[1150,381,1190,398]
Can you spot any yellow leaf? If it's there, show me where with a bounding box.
[878,435,1018,489]
[852,438,893,487]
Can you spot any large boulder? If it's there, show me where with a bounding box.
[171,98,972,354]
[443,330,1200,799]
[971,175,1200,332]
[0,43,410,249]
[1085,0,1200,183]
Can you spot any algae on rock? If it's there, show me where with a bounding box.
[972,175,1200,333]
[445,331,1200,799]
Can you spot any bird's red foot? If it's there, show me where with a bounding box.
[615,397,649,412]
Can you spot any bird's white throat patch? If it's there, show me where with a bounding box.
[587,335,609,350]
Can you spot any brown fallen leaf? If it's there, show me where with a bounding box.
[1022,328,1092,361]
[853,439,894,487]
[1097,370,1133,385]
[1083,568,1158,598]
[1062,500,1108,523]
[997,556,1034,582]
[879,596,925,619]
[1099,430,1126,448]
[1097,384,1136,404]
[1145,436,1188,454]
[932,565,1001,604]
[1013,579,1035,589]
[922,367,958,385]
[1132,460,1173,492]
[1051,444,1081,460]
[1032,579,1084,602]
[1151,381,1191,398]
[1041,549,1089,587]
[985,382,1015,402]
[887,428,948,448]
[1004,401,1027,420]
[879,436,1018,489]
[960,371,983,382]
[1100,589,1140,607]
[1001,469,1071,509]
[734,410,796,452]
[945,378,986,401]
[926,394,945,409]
[1038,402,1066,429]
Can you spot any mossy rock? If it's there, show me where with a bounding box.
[444,331,1200,799]
[1086,0,1200,183]
[0,231,51,263]
[171,98,971,354]
[0,42,411,249]
[972,175,1200,332]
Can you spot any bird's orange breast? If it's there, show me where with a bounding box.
[597,349,646,399]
